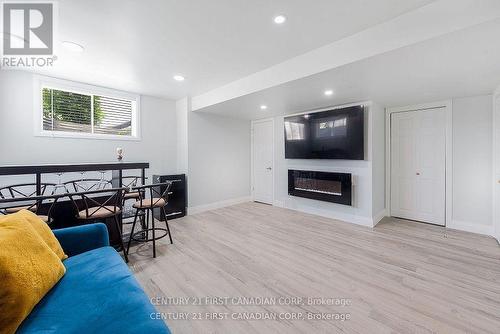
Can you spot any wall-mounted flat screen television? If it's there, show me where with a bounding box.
[284,105,364,160]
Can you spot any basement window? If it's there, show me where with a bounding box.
[36,77,140,140]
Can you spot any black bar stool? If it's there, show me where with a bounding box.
[0,192,59,224]
[121,176,148,239]
[126,182,173,258]
[67,178,112,192]
[0,183,54,214]
[70,188,128,263]
[121,176,146,203]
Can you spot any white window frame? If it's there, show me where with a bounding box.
[33,75,141,141]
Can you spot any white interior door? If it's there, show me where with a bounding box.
[391,108,446,225]
[252,120,274,204]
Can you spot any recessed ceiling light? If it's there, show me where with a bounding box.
[62,41,84,52]
[274,15,286,24]
[173,75,185,82]
[324,89,334,96]
[260,105,268,110]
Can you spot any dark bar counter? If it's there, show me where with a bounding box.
[0,162,149,247]
[0,162,149,175]
[0,162,149,194]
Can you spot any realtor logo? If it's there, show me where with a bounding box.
[3,2,53,55]
[1,1,57,68]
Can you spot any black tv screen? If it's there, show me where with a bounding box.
[284,105,365,160]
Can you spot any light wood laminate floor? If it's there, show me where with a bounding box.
[127,202,500,334]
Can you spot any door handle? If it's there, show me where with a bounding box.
[266,167,272,170]
[416,172,420,176]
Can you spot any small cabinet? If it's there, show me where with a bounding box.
[153,174,187,221]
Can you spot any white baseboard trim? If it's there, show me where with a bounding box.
[188,196,252,215]
[372,209,387,227]
[273,200,285,208]
[447,220,494,237]
[273,201,374,228]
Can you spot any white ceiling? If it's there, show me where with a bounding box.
[28,0,434,99]
[198,18,500,120]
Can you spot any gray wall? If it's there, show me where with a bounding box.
[0,71,177,183]
[452,95,492,228]
[187,111,251,208]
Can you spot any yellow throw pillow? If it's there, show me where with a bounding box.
[15,210,67,260]
[0,214,66,334]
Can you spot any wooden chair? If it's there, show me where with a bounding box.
[126,182,173,258]
[69,188,128,263]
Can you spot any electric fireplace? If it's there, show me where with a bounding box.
[288,170,352,206]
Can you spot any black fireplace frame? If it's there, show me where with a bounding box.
[288,170,352,206]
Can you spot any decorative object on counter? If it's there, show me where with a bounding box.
[116,147,123,161]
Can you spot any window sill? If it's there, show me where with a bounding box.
[35,131,141,141]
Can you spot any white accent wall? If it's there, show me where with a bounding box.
[451,95,493,235]
[371,103,386,220]
[0,71,177,180]
[271,102,385,227]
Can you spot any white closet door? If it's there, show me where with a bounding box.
[391,108,446,225]
[391,112,417,220]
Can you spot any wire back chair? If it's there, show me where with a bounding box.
[0,183,55,213]
[122,176,147,189]
[126,182,173,258]
[132,182,172,209]
[69,187,128,262]
[121,176,147,202]
[66,178,112,193]
[0,192,63,224]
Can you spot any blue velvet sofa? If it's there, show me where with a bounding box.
[17,223,171,334]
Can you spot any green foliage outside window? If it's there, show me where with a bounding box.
[42,88,104,125]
